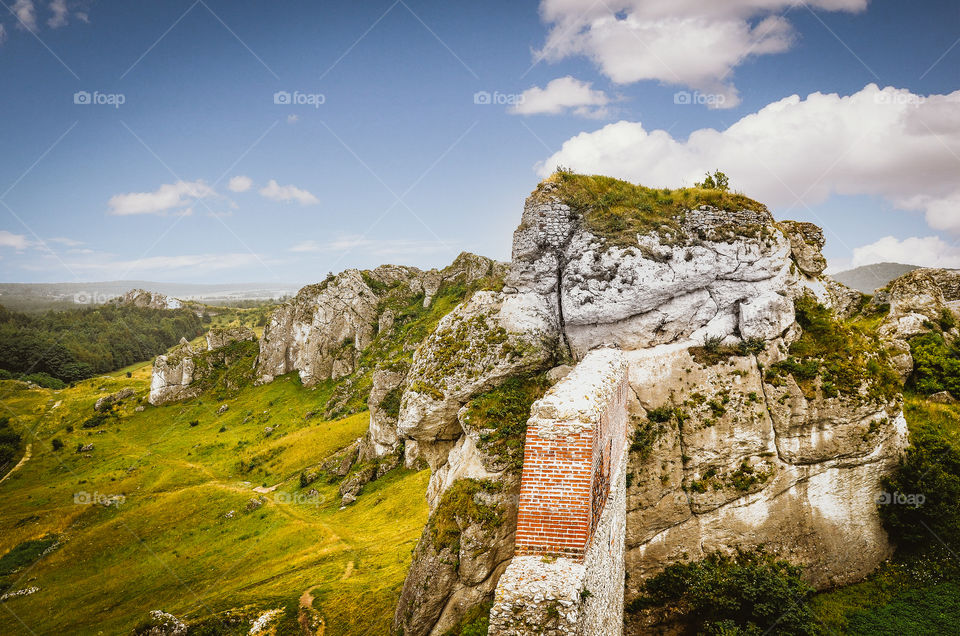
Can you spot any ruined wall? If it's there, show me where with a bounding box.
[490,349,628,636]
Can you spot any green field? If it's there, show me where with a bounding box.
[0,361,429,635]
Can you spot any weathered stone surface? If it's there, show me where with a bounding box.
[255,253,508,387]
[397,290,558,505]
[149,342,200,406]
[622,342,906,602]
[823,277,865,319]
[94,387,135,412]
[780,220,828,276]
[394,476,520,636]
[877,268,959,379]
[929,390,957,404]
[114,288,184,311]
[358,368,406,461]
[506,181,806,357]
[255,269,380,386]
[205,326,255,351]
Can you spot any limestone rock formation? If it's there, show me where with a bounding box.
[506,181,805,356]
[255,254,508,387]
[397,290,558,507]
[393,475,521,636]
[622,342,905,602]
[877,268,960,379]
[149,328,259,405]
[779,220,828,276]
[390,175,910,635]
[149,341,201,405]
[115,288,184,310]
[205,326,255,351]
[94,387,135,412]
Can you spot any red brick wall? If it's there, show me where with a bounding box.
[514,364,629,561]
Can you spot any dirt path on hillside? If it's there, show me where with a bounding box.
[0,444,32,487]
[298,584,325,636]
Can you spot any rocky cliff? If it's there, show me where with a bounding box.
[149,332,259,406]
[391,173,908,635]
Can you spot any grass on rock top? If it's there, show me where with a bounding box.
[0,360,429,635]
[545,170,769,246]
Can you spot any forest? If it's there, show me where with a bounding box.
[0,303,203,386]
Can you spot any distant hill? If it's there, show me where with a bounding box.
[0,280,297,312]
[832,263,922,293]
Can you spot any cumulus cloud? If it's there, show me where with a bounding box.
[851,236,960,270]
[537,84,960,234]
[107,180,216,216]
[47,0,68,28]
[13,0,37,31]
[227,175,253,193]
[511,76,611,118]
[535,0,867,108]
[0,230,28,250]
[259,179,319,205]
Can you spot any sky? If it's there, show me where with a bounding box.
[0,0,957,285]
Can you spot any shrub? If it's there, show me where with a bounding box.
[766,296,900,402]
[629,548,818,635]
[464,374,550,472]
[51,438,64,451]
[909,332,960,397]
[81,413,110,429]
[189,420,200,427]
[880,432,960,551]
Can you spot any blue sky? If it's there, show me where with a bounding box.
[0,0,958,284]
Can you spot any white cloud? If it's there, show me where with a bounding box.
[537,84,960,234]
[535,0,867,108]
[0,230,28,250]
[48,236,82,246]
[13,0,37,31]
[259,179,319,205]
[107,180,216,216]
[290,235,453,256]
[0,25,7,44]
[851,236,960,270]
[67,252,264,274]
[227,175,253,193]
[511,76,611,118]
[47,0,68,28]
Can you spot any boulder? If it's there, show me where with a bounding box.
[94,387,135,412]
[780,220,828,276]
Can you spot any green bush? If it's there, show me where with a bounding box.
[629,548,818,635]
[880,432,960,551]
[463,374,550,472]
[909,332,960,397]
[80,412,111,429]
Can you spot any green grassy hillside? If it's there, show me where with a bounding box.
[0,360,428,635]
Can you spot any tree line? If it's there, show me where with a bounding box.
[0,303,203,385]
